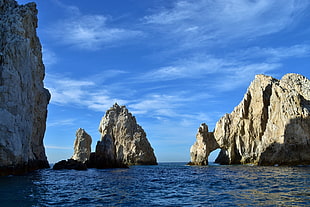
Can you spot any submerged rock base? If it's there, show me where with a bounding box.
[0,160,49,176]
[53,159,87,171]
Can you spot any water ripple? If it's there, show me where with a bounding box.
[1,163,310,206]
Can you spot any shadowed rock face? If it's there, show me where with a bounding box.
[0,0,50,175]
[97,103,157,165]
[190,73,310,166]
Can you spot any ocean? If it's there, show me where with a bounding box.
[0,163,310,206]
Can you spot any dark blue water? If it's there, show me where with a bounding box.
[1,163,310,206]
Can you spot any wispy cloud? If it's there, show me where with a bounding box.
[49,3,142,50]
[143,0,309,48]
[42,48,57,67]
[45,73,127,111]
[140,55,236,81]
[140,43,310,90]
[47,118,76,127]
[232,44,310,62]
[45,145,72,150]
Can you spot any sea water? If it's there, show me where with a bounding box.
[0,163,310,206]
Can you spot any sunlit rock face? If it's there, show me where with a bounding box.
[190,73,310,166]
[0,0,50,175]
[97,103,157,165]
[189,123,218,165]
[71,128,92,163]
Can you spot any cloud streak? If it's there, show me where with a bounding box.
[140,44,310,90]
[49,4,142,50]
[45,73,127,112]
[144,0,310,48]
[45,145,72,150]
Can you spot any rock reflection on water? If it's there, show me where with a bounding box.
[0,163,310,206]
[225,166,310,206]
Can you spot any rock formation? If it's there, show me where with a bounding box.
[189,123,218,165]
[54,104,157,170]
[53,159,87,171]
[97,103,157,165]
[71,128,92,163]
[0,0,50,175]
[190,73,310,166]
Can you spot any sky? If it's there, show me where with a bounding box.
[17,0,310,163]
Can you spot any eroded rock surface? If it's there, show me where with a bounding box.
[190,73,310,166]
[97,103,157,165]
[71,128,92,163]
[189,123,218,165]
[0,0,50,175]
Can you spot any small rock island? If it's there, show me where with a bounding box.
[54,103,157,170]
[190,73,310,166]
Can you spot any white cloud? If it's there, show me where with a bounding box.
[42,48,57,67]
[140,55,234,81]
[49,4,142,50]
[45,73,126,111]
[45,145,72,150]
[144,0,309,48]
[140,43,310,90]
[47,118,76,127]
[233,44,310,62]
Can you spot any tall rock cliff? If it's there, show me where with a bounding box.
[97,103,157,165]
[0,0,50,175]
[190,73,310,166]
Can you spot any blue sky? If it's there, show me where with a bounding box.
[17,0,310,163]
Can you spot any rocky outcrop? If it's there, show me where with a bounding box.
[0,0,50,175]
[189,123,218,165]
[53,159,87,171]
[53,104,157,170]
[190,73,310,166]
[71,128,92,163]
[97,103,157,165]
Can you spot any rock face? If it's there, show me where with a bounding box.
[190,73,310,166]
[0,0,50,175]
[189,123,218,165]
[71,128,92,163]
[53,159,87,171]
[97,103,157,165]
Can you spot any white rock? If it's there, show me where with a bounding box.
[71,128,92,163]
[97,103,157,165]
[190,73,310,166]
[0,0,50,175]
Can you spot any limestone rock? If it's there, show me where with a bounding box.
[97,103,157,165]
[86,134,128,169]
[0,0,50,175]
[190,73,310,166]
[71,128,92,163]
[189,123,218,165]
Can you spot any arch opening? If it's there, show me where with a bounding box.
[208,148,221,164]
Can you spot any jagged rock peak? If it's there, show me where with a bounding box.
[0,0,50,176]
[190,73,310,166]
[97,103,157,165]
[71,128,92,163]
